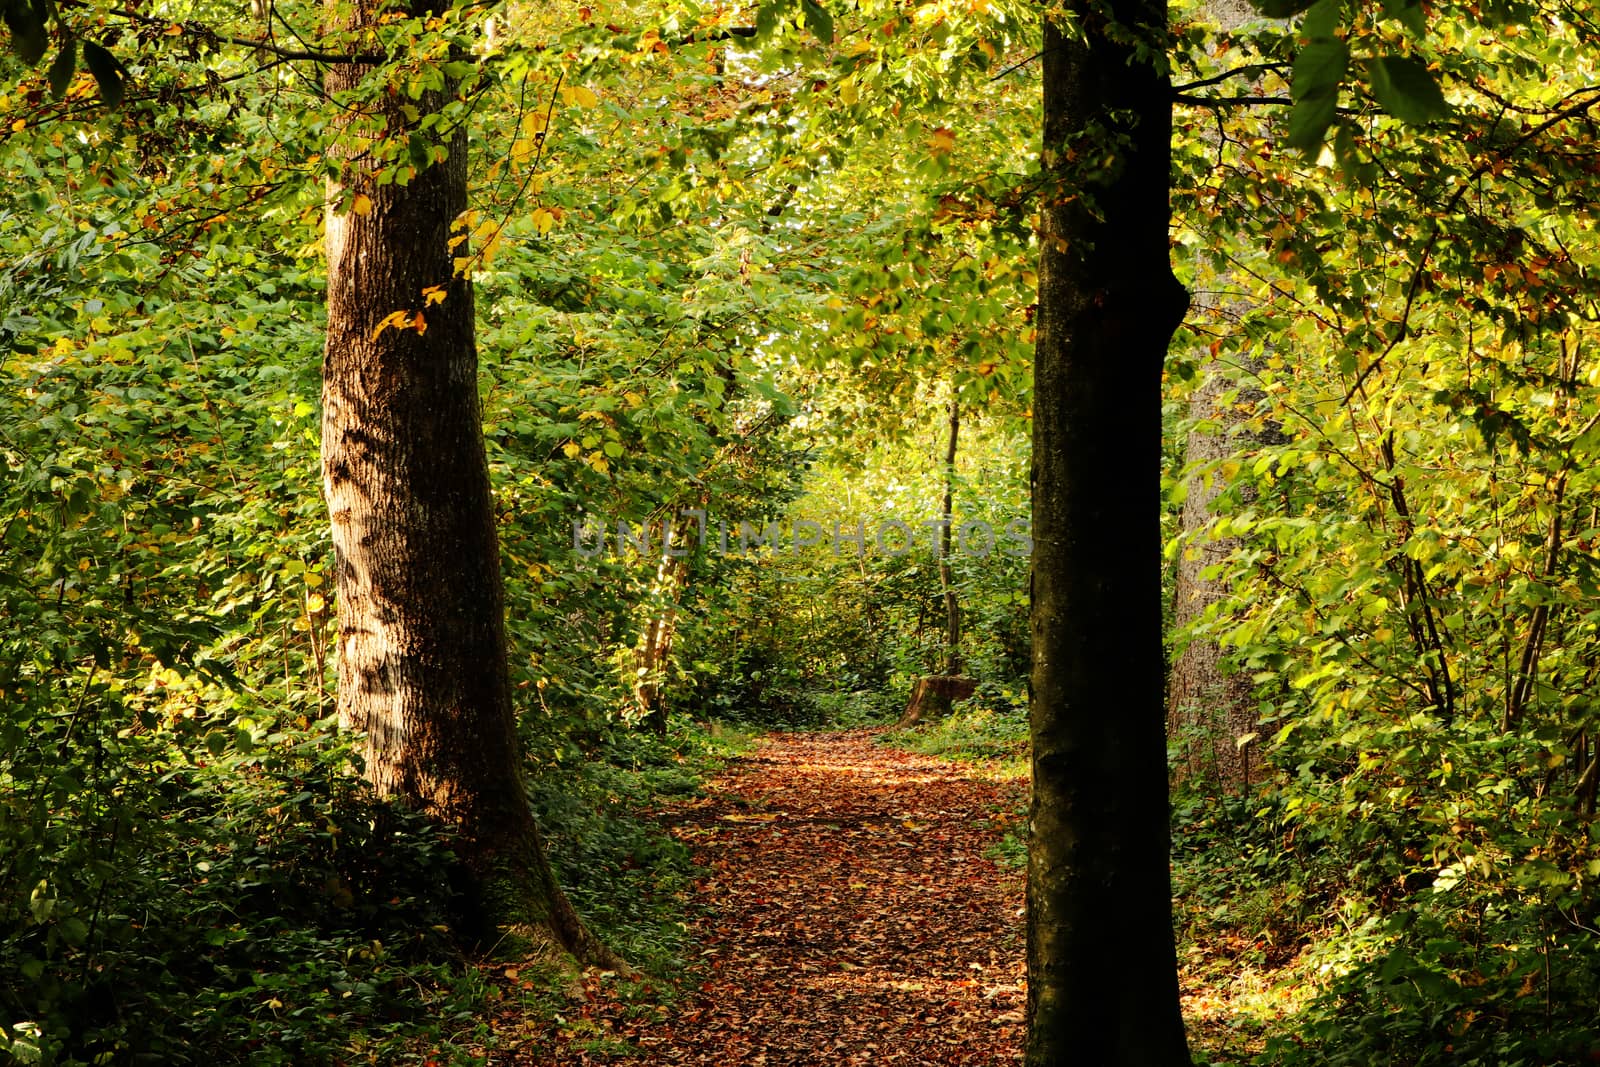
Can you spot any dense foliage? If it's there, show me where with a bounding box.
[5,0,1600,1061]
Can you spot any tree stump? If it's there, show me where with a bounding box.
[898,675,977,727]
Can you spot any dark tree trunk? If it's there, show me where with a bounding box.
[321,9,613,965]
[1026,0,1191,1061]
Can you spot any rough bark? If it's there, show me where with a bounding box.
[1167,359,1265,790]
[321,10,613,965]
[1026,0,1192,1062]
[1165,0,1283,792]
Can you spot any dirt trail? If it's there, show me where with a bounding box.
[518,729,1028,1065]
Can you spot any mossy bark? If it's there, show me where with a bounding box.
[1026,0,1191,1062]
[320,5,616,969]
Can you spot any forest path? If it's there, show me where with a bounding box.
[520,729,1028,1065]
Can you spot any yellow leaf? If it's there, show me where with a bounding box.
[305,593,326,614]
[164,23,183,35]
[412,312,427,335]
[370,309,413,340]
[472,219,503,263]
[838,78,859,105]
[975,361,997,376]
[10,119,25,133]
[351,193,373,216]
[304,572,324,588]
[571,86,599,108]
[531,207,556,235]
[562,441,582,458]
[927,127,956,155]
[422,285,447,306]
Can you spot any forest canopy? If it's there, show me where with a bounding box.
[4,0,1600,1062]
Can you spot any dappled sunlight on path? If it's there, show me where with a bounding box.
[515,729,1028,1065]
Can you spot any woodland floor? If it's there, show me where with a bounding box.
[495,729,1030,1065]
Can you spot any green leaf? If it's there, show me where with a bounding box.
[1301,0,1340,41]
[800,0,833,44]
[3,0,48,65]
[60,916,89,946]
[46,38,75,99]
[1381,0,1427,38]
[1285,39,1347,150]
[1365,55,1450,123]
[81,40,125,107]
[1250,0,1319,17]
[1292,40,1349,100]
[1331,121,1368,183]
[755,0,785,38]
[407,131,432,171]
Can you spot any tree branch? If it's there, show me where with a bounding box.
[989,49,1044,82]
[1173,93,1292,108]
[1343,86,1600,402]
[1171,62,1288,93]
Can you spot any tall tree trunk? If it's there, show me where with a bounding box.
[321,12,613,965]
[633,517,694,734]
[1026,0,1191,1061]
[1167,356,1266,790]
[1166,0,1282,792]
[939,395,962,676]
[898,394,967,728]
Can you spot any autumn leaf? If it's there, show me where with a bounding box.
[370,309,415,340]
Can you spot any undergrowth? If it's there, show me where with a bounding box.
[1,711,752,1066]
[884,693,1029,774]
[530,718,756,976]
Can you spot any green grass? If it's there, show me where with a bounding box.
[886,701,1030,778]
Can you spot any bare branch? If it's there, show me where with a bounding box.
[1171,62,1288,93]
